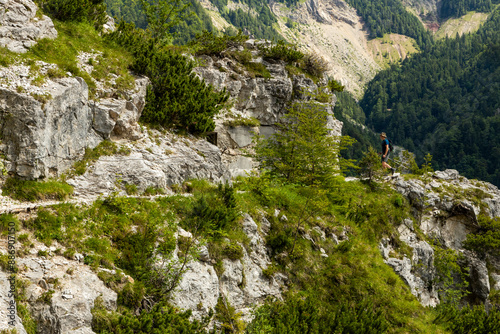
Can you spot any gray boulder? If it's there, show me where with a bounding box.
[0,0,57,53]
[16,254,117,334]
[0,77,101,179]
[67,131,230,198]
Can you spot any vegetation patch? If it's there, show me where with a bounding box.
[71,140,130,176]
[223,116,260,127]
[2,178,73,202]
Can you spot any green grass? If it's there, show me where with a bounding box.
[223,116,260,127]
[2,178,73,202]
[70,140,131,176]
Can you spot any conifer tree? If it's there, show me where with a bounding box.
[255,95,355,187]
[140,0,190,45]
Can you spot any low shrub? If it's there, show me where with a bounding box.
[301,52,329,79]
[91,300,206,334]
[464,215,500,257]
[38,0,107,31]
[191,31,248,56]
[2,178,73,202]
[247,294,389,333]
[261,40,304,63]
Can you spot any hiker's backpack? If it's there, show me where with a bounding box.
[388,139,394,152]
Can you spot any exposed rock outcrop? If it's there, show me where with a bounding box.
[67,129,230,200]
[0,62,148,180]
[171,214,284,321]
[0,0,57,53]
[385,169,500,306]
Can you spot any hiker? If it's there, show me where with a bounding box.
[380,132,396,175]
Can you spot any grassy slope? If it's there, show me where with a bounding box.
[0,20,134,98]
[367,34,420,69]
[2,175,452,333]
[435,11,491,39]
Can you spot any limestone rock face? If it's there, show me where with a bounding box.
[0,63,148,179]
[194,56,294,126]
[387,170,500,306]
[0,0,57,53]
[67,130,230,199]
[171,214,283,321]
[0,250,117,334]
[379,220,439,307]
[0,77,100,179]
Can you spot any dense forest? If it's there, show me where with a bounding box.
[105,0,215,44]
[440,0,498,19]
[209,0,281,40]
[345,0,433,48]
[361,7,500,186]
[105,0,281,42]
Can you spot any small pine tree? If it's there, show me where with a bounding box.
[255,96,352,187]
[358,146,383,184]
[133,40,229,134]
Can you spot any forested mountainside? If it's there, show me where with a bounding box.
[440,0,497,19]
[105,0,216,44]
[105,0,281,41]
[361,7,500,186]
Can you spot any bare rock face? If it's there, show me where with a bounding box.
[67,130,230,199]
[171,214,284,321]
[0,62,148,179]
[0,0,57,53]
[16,254,117,334]
[387,170,500,306]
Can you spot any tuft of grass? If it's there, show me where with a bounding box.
[0,213,20,235]
[71,140,130,176]
[2,178,73,202]
[224,116,260,127]
[25,21,133,97]
[0,46,17,67]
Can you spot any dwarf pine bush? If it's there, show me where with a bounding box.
[109,24,229,134]
[37,0,107,31]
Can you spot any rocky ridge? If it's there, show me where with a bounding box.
[193,44,343,177]
[381,169,500,307]
[199,0,380,98]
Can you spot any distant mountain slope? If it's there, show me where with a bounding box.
[361,7,500,185]
[345,0,434,49]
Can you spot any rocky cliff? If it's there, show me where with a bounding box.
[382,169,500,307]
[0,0,57,53]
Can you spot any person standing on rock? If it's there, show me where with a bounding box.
[380,132,396,175]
